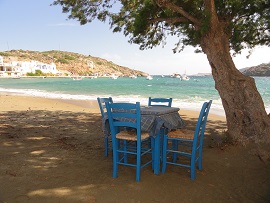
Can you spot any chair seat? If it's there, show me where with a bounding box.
[116,130,150,141]
[168,129,194,140]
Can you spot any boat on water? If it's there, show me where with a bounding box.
[172,73,181,78]
[111,74,118,79]
[12,75,21,79]
[180,74,190,81]
[90,75,97,79]
[173,70,190,81]
[146,75,153,80]
[180,70,190,81]
[130,75,137,79]
[72,76,83,80]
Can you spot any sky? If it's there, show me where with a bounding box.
[1,0,270,75]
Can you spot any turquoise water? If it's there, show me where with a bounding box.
[0,76,270,115]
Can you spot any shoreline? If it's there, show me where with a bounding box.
[0,93,226,122]
[0,76,227,116]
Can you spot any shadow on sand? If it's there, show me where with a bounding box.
[0,110,269,202]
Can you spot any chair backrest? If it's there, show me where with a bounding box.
[148,97,172,107]
[97,97,113,118]
[194,100,212,144]
[105,102,142,140]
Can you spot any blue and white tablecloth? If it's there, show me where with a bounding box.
[102,106,185,137]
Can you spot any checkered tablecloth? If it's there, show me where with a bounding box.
[102,106,185,137]
[140,106,184,136]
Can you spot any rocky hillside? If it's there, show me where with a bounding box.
[240,63,270,76]
[0,50,147,76]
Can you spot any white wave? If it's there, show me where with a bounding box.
[3,87,270,117]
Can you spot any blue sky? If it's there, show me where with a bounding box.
[1,0,270,75]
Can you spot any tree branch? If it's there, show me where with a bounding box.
[204,0,219,26]
[155,0,201,26]
[149,17,189,24]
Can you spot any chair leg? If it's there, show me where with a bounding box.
[190,150,196,181]
[151,137,155,171]
[190,162,196,181]
[198,146,203,170]
[160,128,165,161]
[112,139,119,179]
[154,130,161,174]
[162,135,168,174]
[136,141,141,182]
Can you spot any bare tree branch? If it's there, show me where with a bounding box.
[155,0,201,26]
[149,17,189,24]
[204,0,219,26]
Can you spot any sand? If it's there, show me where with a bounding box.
[0,94,269,203]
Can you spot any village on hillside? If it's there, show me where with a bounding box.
[0,55,62,78]
[0,50,146,78]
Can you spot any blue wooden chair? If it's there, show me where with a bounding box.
[97,97,113,157]
[148,97,172,107]
[105,102,155,182]
[162,100,212,180]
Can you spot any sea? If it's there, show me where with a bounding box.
[1,76,270,116]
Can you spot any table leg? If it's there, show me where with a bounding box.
[154,130,160,174]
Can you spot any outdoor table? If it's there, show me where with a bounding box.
[102,105,185,174]
[140,106,184,174]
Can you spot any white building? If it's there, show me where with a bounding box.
[34,62,57,74]
[0,56,59,76]
[0,56,3,66]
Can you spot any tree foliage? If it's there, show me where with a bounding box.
[52,0,270,54]
[53,1,270,145]
[26,70,45,76]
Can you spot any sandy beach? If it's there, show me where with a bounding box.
[0,94,269,203]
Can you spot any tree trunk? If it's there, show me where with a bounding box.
[200,24,270,144]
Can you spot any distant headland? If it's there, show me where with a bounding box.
[1,49,269,78]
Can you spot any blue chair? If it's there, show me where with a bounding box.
[148,97,172,107]
[105,102,155,182]
[162,100,212,180]
[97,97,113,157]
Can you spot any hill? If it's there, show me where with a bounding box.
[0,50,147,77]
[240,63,270,76]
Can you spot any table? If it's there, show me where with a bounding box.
[140,106,184,136]
[139,106,184,174]
[102,106,185,174]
